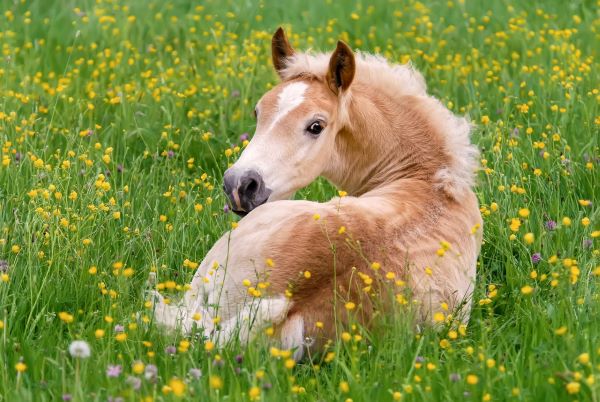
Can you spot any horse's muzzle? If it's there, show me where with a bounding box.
[223,169,271,217]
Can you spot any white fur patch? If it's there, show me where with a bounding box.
[268,82,308,131]
[281,314,305,360]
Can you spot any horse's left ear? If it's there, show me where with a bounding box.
[327,41,355,95]
[272,27,295,78]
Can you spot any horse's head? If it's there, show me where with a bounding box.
[223,28,355,216]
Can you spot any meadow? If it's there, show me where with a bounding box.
[0,0,599,400]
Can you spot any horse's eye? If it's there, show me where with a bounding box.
[307,121,324,135]
[254,108,258,119]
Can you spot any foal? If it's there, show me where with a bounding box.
[153,28,482,359]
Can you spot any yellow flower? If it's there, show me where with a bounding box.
[205,340,214,352]
[566,381,580,394]
[345,302,356,310]
[11,244,21,253]
[284,358,296,369]
[371,262,381,270]
[523,232,535,244]
[341,332,352,342]
[518,208,530,218]
[210,375,223,389]
[132,361,145,374]
[481,115,490,124]
[521,285,533,295]
[554,326,567,335]
[339,381,350,393]
[249,386,261,400]
[169,378,186,397]
[466,374,479,385]
[577,353,590,365]
[562,217,571,226]
[581,217,590,227]
[115,333,127,342]
[59,312,74,323]
[15,362,27,373]
[303,271,311,279]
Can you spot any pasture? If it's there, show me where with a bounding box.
[0,0,598,400]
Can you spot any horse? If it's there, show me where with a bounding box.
[152,27,483,360]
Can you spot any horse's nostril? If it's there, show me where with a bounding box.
[244,179,258,195]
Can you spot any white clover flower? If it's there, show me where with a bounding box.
[68,340,91,358]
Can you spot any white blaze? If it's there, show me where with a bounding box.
[268,82,308,131]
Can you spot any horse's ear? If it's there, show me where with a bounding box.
[327,41,355,95]
[272,27,295,78]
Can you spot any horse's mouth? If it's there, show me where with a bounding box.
[232,209,248,218]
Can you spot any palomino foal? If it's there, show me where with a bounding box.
[153,28,482,359]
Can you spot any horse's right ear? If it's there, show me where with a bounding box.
[272,27,295,79]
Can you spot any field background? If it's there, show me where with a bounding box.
[0,0,599,400]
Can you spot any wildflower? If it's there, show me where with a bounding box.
[521,285,534,295]
[545,220,557,230]
[578,353,590,365]
[531,253,542,264]
[523,232,535,244]
[59,312,74,323]
[165,345,177,355]
[188,368,202,379]
[95,329,105,338]
[15,362,27,373]
[169,378,186,397]
[62,394,72,401]
[124,376,141,390]
[209,375,223,389]
[106,365,122,378]
[554,326,568,335]
[68,340,91,358]
[466,374,479,385]
[518,208,530,218]
[249,386,261,400]
[144,364,158,381]
[345,302,356,310]
[562,217,572,226]
[132,361,145,375]
[566,382,580,394]
[339,381,350,393]
[581,217,590,226]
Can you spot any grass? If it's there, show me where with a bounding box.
[0,0,598,400]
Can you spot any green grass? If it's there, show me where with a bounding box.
[0,0,598,400]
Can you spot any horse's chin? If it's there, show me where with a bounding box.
[230,190,293,218]
[232,209,249,218]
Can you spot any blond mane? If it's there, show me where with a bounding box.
[281,51,479,199]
